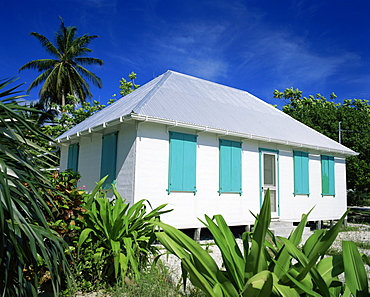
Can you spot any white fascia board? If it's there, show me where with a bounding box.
[130,114,358,157]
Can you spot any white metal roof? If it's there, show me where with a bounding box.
[57,70,356,156]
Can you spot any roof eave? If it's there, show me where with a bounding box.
[56,114,134,143]
[57,113,358,157]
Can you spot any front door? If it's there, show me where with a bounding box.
[261,151,279,217]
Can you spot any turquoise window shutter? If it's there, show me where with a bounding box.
[219,139,231,192]
[328,157,335,195]
[168,132,197,193]
[321,155,335,196]
[100,132,118,188]
[67,143,79,172]
[293,151,309,195]
[219,139,242,194]
[182,133,197,191]
[168,132,184,191]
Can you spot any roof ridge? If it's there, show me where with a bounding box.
[167,70,255,95]
[132,70,172,114]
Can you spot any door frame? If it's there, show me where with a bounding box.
[259,148,280,217]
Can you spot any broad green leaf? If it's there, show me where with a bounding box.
[203,214,245,291]
[273,260,323,297]
[77,228,95,255]
[304,210,349,262]
[279,237,331,296]
[243,270,273,297]
[316,256,344,286]
[87,175,108,208]
[273,209,313,277]
[245,190,270,277]
[342,241,369,296]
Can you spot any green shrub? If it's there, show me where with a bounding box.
[44,169,87,246]
[347,189,370,206]
[33,169,88,291]
[77,176,172,287]
[156,190,369,297]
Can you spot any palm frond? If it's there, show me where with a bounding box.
[0,78,25,100]
[0,78,73,296]
[74,64,103,88]
[19,59,57,72]
[29,32,60,58]
[69,34,99,56]
[74,57,104,66]
[28,68,54,92]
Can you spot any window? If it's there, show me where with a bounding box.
[321,155,335,196]
[167,131,197,194]
[293,151,309,196]
[67,143,79,172]
[100,132,118,188]
[219,139,242,195]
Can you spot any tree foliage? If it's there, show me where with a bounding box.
[42,72,139,140]
[274,88,370,201]
[19,18,103,107]
[42,95,114,139]
[118,71,140,97]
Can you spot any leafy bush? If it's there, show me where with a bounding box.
[156,190,369,296]
[44,169,87,245]
[347,189,370,206]
[77,176,172,287]
[32,169,88,291]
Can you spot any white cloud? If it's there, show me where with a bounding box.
[238,31,360,90]
[141,20,235,80]
[183,57,228,80]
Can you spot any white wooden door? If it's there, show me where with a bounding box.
[262,152,279,217]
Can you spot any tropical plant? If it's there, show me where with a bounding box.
[78,176,172,285]
[19,17,103,107]
[156,190,369,296]
[0,78,72,296]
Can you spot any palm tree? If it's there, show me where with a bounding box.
[19,18,103,107]
[0,78,72,296]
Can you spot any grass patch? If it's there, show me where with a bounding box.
[355,242,370,250]
[339,225,360,232]
[326,247,342,257]
[107,265,206,297]
[347,209,370,225]
[326,241,370,257]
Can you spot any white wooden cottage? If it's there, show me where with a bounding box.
[57,70,356,229]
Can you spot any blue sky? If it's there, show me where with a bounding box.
[1,0,369,107]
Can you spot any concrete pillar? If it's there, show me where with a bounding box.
[194,228,201,242]
[315,220,322,230]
